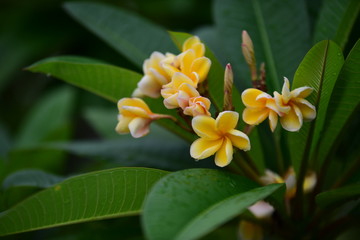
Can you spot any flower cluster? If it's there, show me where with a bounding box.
[116,34,316,168]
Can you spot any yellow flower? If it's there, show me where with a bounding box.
[274,77,316,132]
[161,72,198,109]
[183,96,211,117]
[162,36,211,84]
[190,111,250,167]
[241,88,280,132]
[133,52,175,98]
[115,98,173,138]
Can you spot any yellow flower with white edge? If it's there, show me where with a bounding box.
[161,72,199,109]
[116,98,173,138]
[190,111,250,167]
[183,96,211,117]
[133,52,175,98]
[242,88,281,132]
[162,36,211,84]
[274,77,316,132]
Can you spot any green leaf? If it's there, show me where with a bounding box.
[0,167,167,236]
[316,184,360,209]
[15,86,75,148]
[2,169,65,190]
[315,39,360,170]
[64,2,177,68]
[313,0,360,49]
[142,169,283,240]
[27,56,141,103]
[288,40,344,174]
[214,0,310,92]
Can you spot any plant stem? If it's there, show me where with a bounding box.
[233,153,261,184]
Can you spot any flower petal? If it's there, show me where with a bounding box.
[190,57,211,83]
[190,138,223,159]
[280,104,303,132]
[227,129,250,151]
[192,115,219,139]
[115,115,132,134]
[128,117,151,138]
[242,108,269,125]
[137,75,161,98]
[216,111,239,133]
[214,137,233,167]
[121,106,150,118]
[268,110,278,132]
[182,36,201,52]
[241,89,267,108]
[274,91,291,114]
[291,86,313,99]
[118,98,151,113]
[180,49,196,76]
[281,77,291,103]
[293,98,316,121]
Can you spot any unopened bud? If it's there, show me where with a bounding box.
[223,63,234,111]
[242,30,257,82]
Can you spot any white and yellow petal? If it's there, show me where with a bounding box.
[280,104,303,132]
[242,108,269,125]
[192,115,220,139]
[214,137,233,167]
[216,111,239,133]
[115,115,132,134]
[128,117,151,138]
[241,89,268,108]
[293,98,316,121]
[190,138,223,160]
[227,129,250,151]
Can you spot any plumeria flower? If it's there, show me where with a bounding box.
[162,36,211,84]
[115,98,174,138]
[190,111,250,167]
[161,72,199,109]
[274,77,316,132]
[183,96,211,117]
[133,52,175,98]
[241,88,281,132]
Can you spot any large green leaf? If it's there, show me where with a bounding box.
[315,39,360,170]
[142,169,283,240]
[2,169,65,190]
[27,56,140,103]
[0,167,167,236]
[64,2,177,68]
[288,40,344,174]
[316,184,360,209]
[214,0,310,92]
[313,0,360,49]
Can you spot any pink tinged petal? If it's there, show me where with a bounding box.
[115,115,132,134]
[183,96,211,116]
[190,138,223,160]
[293,98,316,121]
[118,98,151,113]
[177,83,199,109]
[215,137,233,167]
[192,115,220,139]
[137,75,161,98]
[281,77,292,103]
[242,108,269,125]
[163,93,180,109]
[128,117,151,138]
[216,111,239,133]
[274,91,291,114]
[248,201,274,219]
[280,104,303,132]
[227,129,250,151]
[291,86,313,99]
[190,57,211,83]
[268,110,278,132]
[241,89,267,108]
